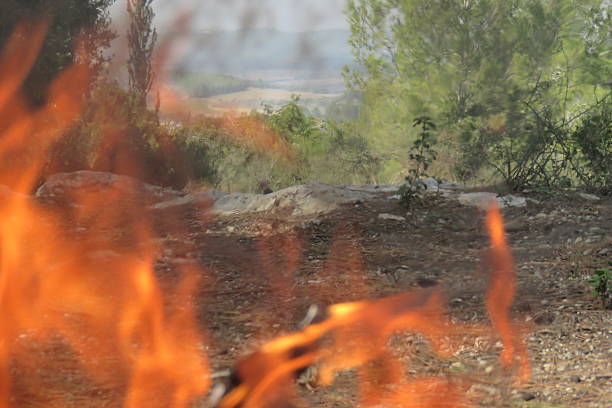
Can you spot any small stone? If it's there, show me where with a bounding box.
[535,212,547,219]
[378,213,406,222]
[578,192,600,201]
[451,298,463,306]
[518,391,536,401]
[571,375,582,383]
[416,277,438,288]
[534,311,555,325]
[499,195,527,207]
[574,237,583,244]
[484,366,494,374]
[505,220,527,232]
[450,362,465,371]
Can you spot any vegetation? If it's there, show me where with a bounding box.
[587,265,611,309]
[0,0,115,106]
[168,97,380,192]
[127,0,157,109]
[399,116,438,208]
[2,0,609,197]
[171,72,267,98]
[344,0,611,191]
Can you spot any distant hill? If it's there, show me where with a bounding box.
[175,28,353,75]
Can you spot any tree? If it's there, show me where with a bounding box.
[127,0,157,109]
[0,0,115,106]
[344,0,611,187]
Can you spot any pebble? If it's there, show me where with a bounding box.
[517,391,536,401]
[378,213,406,222]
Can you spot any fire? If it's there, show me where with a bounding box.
[485,204,531,382]
[214,206,530,408]
[0,21,209,407]
[0,17,530,408]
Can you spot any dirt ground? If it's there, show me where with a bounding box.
[188,189,611,408]
[9,187,611,408]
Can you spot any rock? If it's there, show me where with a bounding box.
[416,277,438,287]
[498,194,527,207]
[517,391,536,401]
[419,177,439,192]
[457,192,498,210]
[457,192,528,209]
[534,311,555,325]
[346,184,400,193]
[578,192,600,201]
[505,220,528,232]
[378,213,406,222]
[439,181,473,190]
[36,171,182,206]
[151,190,226,212]
[212,182,376,217]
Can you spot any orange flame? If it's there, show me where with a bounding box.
[0,17,530,408]
[215,207,531,407]
[486,204,531,382]
[0,21,209,408]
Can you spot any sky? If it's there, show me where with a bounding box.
[111,0,349,32]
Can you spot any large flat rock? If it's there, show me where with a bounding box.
[211,182,376,216]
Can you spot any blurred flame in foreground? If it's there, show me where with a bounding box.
[0,18,529,408]
[0,21,209,408]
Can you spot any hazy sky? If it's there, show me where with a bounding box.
[112,0,349,32]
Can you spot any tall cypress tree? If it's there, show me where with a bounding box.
[127,0,157,109]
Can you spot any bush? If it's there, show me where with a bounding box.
[43,80,218,190]
[572,96,612,194]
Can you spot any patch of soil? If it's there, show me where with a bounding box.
[10,189,611,407]
[187,191,611,407]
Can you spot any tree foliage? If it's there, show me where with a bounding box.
[127,0,157,108]
[345,0,611,190]
[0,0,115,106]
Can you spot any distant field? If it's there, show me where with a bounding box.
[267,77,345,94]
[162,87,342,118]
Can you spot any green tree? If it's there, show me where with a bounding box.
[345,0,611,187]
[264,95,319,142]
[0,0,115,106]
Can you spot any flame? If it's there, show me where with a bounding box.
[0,21,209,407]
[485,204,531,382]
[0,17,530,408]
[215,207,531,407]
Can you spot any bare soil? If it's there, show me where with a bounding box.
[190,190,611,408]
[10,188,612,407]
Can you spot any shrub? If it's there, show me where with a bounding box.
[571,96,612,194]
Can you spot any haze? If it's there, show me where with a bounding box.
[111,0,348,33]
